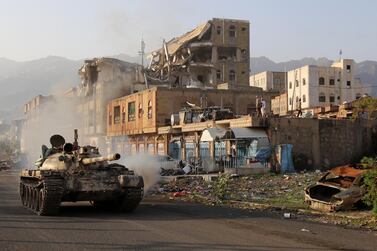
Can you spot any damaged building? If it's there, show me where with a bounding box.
[145,18,250,88]
[77,58,145,147]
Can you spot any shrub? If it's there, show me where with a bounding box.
[362,168,377,215]
[212,174,230,201]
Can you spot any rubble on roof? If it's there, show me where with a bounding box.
[145,22,212,87]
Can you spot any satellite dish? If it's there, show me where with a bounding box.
[50,135,66,148]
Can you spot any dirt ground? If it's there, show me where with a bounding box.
[150,172,377,230]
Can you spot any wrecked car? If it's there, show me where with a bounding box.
[304,165,368,212]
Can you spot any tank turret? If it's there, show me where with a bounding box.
[19,129,144,216]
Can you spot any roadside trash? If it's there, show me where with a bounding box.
[183,165,191,174]
[173,191,187,197]
[283,213,292,219]
[301,228,310,232]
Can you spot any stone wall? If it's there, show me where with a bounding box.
[268,118,377,170]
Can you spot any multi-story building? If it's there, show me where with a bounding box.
[287,59,364,111]
[146,18,250,88]
[77,58,145,146]
[250,71,286,93]
[106,86,272,158]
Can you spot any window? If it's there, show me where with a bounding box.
[295,80,299,87]
[319,93,326,102]
[319,77,325,85]
[289,81,292,89]
[329,94,335,103]
[138,103,143,118]
[122,107,126,123]
[128,102,135,121]
[147,100,153,119]
[329,79,335,85]
[241,27,246,31]
[346,65,351,73]
[229,70,235,81]
[289,97,292,105]
[347,81,351,86]
[303,95,306,103]
[216,70,221,80]
[229,25,236,37]
[108,112,112,126]
[114,106,121,124]
[216,26,221,35]
[302,78,306,85]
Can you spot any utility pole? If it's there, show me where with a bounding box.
[138,37,145,67]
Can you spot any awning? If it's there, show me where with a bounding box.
[200,127,227,142]
[231,128,268,139]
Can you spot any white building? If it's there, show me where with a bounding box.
[249,71,286,93]
[287,59,367,111]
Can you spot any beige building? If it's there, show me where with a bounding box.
[106,86,273,157]
[77,58,145,146]
[287,59,364,111]
[146,18,250,88]
[271,93,288,116]
[250,71,286,93]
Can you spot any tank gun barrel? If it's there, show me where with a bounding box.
[81,153,121,165]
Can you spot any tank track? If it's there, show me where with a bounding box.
[120,187,144,212]
[20,177,65,216]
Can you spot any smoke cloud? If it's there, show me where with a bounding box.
[21,95,82,165]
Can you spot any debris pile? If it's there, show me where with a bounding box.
[156,172,323,207]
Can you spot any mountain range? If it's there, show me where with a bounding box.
[0,55,376,121]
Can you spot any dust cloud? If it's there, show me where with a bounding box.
[21,96,82,166]
[120,153,162,193]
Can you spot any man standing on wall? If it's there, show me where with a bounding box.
[296,98,302,117]
[261,98,267,118]
[255,96,261,117]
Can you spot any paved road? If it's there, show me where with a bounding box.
[0,170,376,251]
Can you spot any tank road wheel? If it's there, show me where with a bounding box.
[38,189,44,214]
[32,188,39,211]
[34,188,40,212]
[30,188,36,210]
[19,183,26,206]
[37,178,64,216]
[25,186,30,208]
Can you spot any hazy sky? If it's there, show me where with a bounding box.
[1,0,376,62]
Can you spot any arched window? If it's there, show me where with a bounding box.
[302,78,306,85]
[295,80,299,87]
[319,77,325,85]
[229,25,236,37]
[147,100,153,119]
[329,94,335,103]
[289,97,292,105]
[319,93,326,102]
[229,70,236,81]
[302,95,306,103]
[329,79,335,85]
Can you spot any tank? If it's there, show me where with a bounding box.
[19,129,144,216]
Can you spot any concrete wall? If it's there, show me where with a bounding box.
[268,118,377,170]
